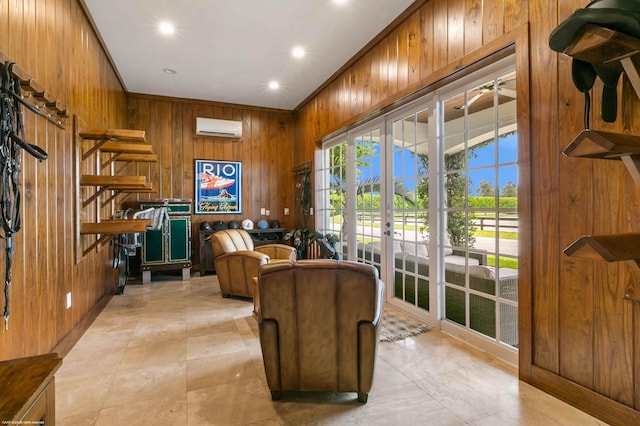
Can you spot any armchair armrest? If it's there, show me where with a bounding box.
[220,250,268,261]
[256,244,297,261]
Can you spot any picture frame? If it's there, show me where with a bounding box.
[194,160,242,214]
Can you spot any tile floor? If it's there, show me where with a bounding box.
[55,273,607,425]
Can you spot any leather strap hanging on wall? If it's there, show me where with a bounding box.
[294,162,312,226]
[0,55,53,330]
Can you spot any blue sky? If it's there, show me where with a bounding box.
[356,132,518,195]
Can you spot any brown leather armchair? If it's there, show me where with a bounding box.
[257,259,385,403]
[210,229,296,298]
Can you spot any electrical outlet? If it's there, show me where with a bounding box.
[265,209,270,216]
[260,207,266,215]
[310,207,314,215]
[284,208,290,215]
[66,292,72,309]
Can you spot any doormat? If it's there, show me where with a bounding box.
[380,310,429,342]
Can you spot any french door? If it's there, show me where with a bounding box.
[318,56,518,363]
[318,122,393,292]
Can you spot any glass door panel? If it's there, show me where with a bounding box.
[439,68,519,348]
[353,128,384,272]
[389,108,431,314]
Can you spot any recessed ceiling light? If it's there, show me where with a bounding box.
[158,21,175,36]
[268,81,280,90]
[292,46,305,59]
[333,0,348,5]
[163,68,177,74]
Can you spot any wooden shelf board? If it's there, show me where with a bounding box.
[564,233,640,262]
[79,128,146,143]
[563,130,640,159]
[80,175,147,188]
[113,153,158,163]
[80,219,151,235]
[564,24,640,67]
[99,142,153,154]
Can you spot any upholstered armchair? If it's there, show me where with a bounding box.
[210,229,296,298]
[257,259,385,403]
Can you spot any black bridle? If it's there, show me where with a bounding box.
[0,61,48,330]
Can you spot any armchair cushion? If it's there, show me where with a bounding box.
[255,244,296,262]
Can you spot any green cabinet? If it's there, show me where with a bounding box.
[139,199,192,283]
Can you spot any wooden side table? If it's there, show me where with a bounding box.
[0,353,62,425]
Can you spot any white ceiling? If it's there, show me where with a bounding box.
[82,0,415,110]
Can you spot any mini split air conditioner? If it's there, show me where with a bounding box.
[196,117,242,138]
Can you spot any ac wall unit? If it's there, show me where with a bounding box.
[196,117,242,138]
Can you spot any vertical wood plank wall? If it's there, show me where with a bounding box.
[0,0,127,360]
[125,94,295,266]
[294,0,640,423]
[3,0,640,423]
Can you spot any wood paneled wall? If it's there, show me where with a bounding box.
[294,0,640,424]
[125,94,295,265]
[0,0,127,361]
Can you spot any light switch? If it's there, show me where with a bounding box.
[284,208,290,215]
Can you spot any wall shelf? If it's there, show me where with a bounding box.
[78,128,146,142]
[564,233,640,262]
[560,25,640,307]
[563,130,640,188]
[75,119,157,258]
[563,24,640,99]
[80,219,151,235]
[563,130,640,159]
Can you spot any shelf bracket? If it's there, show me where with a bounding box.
[620,57,640,100]
[81,138,110,161]
[620,155,640,188]
[101,190,136,207]
[82,234,112,257]
[100,152,124,170]
[82,186,109,208]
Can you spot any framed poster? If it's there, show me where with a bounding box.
[195,160,242,214]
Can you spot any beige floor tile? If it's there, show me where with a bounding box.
[118,336,186,370]
[186,329,247,360]
[56,374,115,419]
[96,394,188,426]
[187,378,278,425]
[186,349,261,392]
[56,410,100,426]
[55,274,608,426]
[102,361,186,409]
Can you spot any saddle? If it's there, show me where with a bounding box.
[549,0,640,126]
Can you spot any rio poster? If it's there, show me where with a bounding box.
[195,160,242,214]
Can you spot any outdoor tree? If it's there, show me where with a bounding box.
[477,179,495,197]
[414,150,476,249]
[327,138,415,244]
[501,181,517,197]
